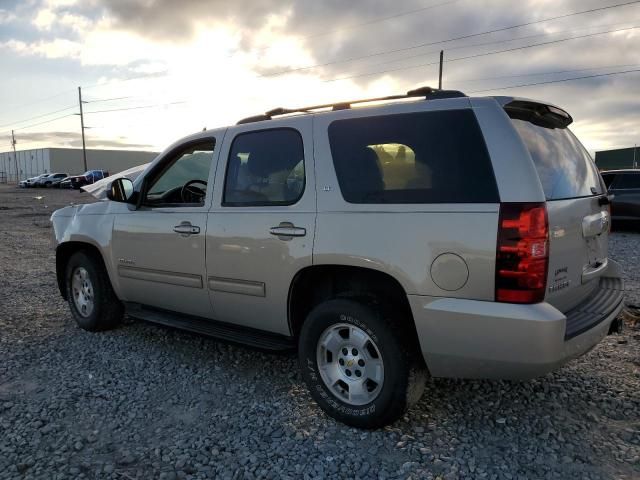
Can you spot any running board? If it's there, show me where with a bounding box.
[124,303,295,351]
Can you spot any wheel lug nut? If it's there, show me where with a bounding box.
[355,370,362,377]
[342,348,348,355]
[358,359,365,367]
[345,369,352,377]
[339,358,345,366]
[352,348,358,356]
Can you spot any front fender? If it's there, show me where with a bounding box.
[51,201,127,299]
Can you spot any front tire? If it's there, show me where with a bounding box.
[298,299,426,428]
[65,251,123,331]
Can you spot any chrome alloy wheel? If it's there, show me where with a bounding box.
[71,267,94,318]
[316,323,384,406]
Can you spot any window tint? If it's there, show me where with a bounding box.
[328,110,498,204]
[613,173,640,189]
[146,141,215,206]
[223,129,305,206]
[510,119,603,200]
[601,173,617,188]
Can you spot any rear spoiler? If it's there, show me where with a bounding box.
[503,100,573,129]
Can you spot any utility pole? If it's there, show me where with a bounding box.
[78,86,88,172]
[438,50,444,90]
[11,130,18,183]
[634,144,637,169]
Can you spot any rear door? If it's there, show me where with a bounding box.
[507,108,609,312]
[206,118,315,336]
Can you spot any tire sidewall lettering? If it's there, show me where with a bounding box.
[339,313,378,343]
[305,311,379,418]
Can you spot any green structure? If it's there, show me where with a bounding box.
[595,146,639,171]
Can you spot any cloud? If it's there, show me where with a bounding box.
[92,0,292,41]
[1,0,639,153]
[0,8,17,24]
[13,130,155,150]
[32,8,56,30]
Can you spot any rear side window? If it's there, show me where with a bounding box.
[613,173,640,189]
[328,110,498,204]
[510,119,603,200]
[223,128,305,206]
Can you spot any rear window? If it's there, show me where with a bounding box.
[510,118,603,200]
[328,110,499,204]
[613,173,640,189]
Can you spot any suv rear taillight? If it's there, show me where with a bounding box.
[495,202,549,304]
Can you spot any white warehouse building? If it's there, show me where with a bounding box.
[0,148,159,183]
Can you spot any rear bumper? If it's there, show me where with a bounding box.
[409,262,624,380]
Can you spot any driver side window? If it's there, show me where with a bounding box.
[145,140,215,207]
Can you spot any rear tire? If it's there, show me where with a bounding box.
[298,298,426,428]
[65,251,123,331]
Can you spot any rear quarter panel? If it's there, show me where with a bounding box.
[313,209,499,299]
[312,99,501,299]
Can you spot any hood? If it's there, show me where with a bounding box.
[81,163,150,200]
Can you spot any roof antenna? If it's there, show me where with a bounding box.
[438,50,444,90]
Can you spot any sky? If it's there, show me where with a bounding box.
[0,0,639,155]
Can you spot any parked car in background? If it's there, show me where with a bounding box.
[67,170,109,189]
[601,169,640,226]
[82,163,150,199]
[51,87,624,428]
[32,174,53,187]
[49,175,70,188]
[34,172,69,188]
[58,177,73,189]
[19,174,48,188]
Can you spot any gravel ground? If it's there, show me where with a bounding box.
[0,184,639,480]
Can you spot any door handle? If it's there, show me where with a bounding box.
[269,222,306,239]
[173,222,200,235]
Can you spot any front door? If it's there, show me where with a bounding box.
[111,137,219,318]
[206,119,315,335]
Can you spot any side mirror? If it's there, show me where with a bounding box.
[107,177,134,203]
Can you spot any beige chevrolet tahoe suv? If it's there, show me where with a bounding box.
[51,87,624,428]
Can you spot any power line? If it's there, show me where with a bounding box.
[0,105,76,130]
[306,0,461,39]
[450,63,640,85]
[1,87,76,112]
[1,101,186,136]
[84,96,132,104]
[467,68,640,93]
[324,25,640,82]
[367,19,640,70]
[243,0,462,56]
[83,101,186,115]
[82,71,167,91]
[261,0,640,78]
[12,113,75,132]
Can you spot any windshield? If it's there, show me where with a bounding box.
[510,118,603,200]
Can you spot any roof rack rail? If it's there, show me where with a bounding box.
[236,86,466,124]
